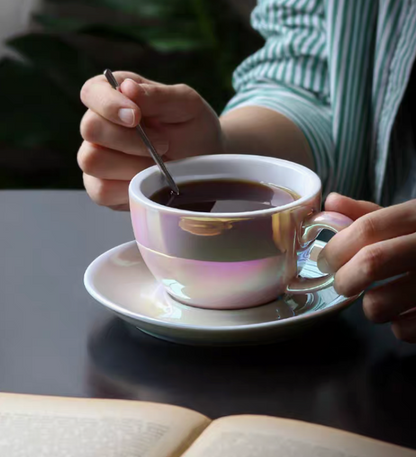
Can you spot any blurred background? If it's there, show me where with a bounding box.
[0,0,262,189]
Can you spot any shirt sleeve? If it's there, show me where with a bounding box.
[223,0,334,193]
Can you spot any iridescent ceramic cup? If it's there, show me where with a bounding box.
[129,155,352,310]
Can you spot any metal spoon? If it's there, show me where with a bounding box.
[104,69,180,196]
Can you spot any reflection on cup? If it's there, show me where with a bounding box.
[129,155,352,309]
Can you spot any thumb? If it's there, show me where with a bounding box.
[324,193,382,221]
[120,79,200,123]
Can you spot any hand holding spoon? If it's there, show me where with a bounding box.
[104,69,180,196]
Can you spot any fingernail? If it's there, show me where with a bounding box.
[317,251,334,274]
[118,108,135,126]
[154,140,169,154]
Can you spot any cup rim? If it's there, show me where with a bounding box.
[129,154,322,218]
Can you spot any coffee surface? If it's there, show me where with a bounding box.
[150,179,299,213]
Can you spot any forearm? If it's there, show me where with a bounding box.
[220,106,314,170]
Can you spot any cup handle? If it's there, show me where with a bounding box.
[285,211,353,294]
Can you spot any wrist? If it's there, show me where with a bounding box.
[219,123,231,155]
[219,114,241,155]
[219,106,314,169]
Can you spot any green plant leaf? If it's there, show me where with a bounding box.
[6,33,99,101]
[35,14,207,52]
[147,38,206,52]
[45,0,186,18]
[35,14,142,42]
[0,58,82,152]
[33,13,88,33]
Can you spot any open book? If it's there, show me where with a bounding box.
[1,393,415,457]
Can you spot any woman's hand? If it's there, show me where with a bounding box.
[318,193,416,343]
[78,71,223,210]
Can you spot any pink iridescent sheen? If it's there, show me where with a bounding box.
[129,155,352,309]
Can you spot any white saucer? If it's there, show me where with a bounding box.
[84,240,358,345]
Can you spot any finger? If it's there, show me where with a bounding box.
[82,72,155,101]
[81,80,142,128]
[83,174,129,207]
[318,199,416,274]
[80,72,155,126]
[84,71,153,88]
[120,79,203,123]
[77,141,154,180]
[334,232,416,297]
[391,308,416,343]
[80,110,169,156]
[363,272,416,323]
[109,203,130,212]
[324,193,381,220]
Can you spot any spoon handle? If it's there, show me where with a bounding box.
[104,69,180,195]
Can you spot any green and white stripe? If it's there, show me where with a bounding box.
[223,0,416,203]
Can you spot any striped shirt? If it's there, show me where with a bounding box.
[223,0,416,204]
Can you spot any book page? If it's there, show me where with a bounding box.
[0,393,210,457]
[182,415,416,457]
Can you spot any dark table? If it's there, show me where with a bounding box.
[1,191,415,449]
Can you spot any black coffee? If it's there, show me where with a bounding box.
[150,179,299,213]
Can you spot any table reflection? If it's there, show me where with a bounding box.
[84,308,416,449]
[86,314,363,416]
